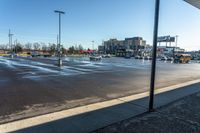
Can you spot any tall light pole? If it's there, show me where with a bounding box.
[92,41,94,50]
[57,34,59,56]
[15,39,17,53]
[54,10,65,67]
[8,29,14,52]
[175,35,178,48]
[149,0,160,112]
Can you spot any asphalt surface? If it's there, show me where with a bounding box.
[0,56,200,124]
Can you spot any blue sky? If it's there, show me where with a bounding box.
[0,0,199,50]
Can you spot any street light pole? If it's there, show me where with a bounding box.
[92,41,94,50]
[175,35,179,48]
[8,29,14,52]
[54,10,65,67]
[8,29,10,49]
[15,39,17,53]
[149,0,160,112]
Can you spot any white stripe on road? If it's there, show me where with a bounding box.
[0,79,200,133]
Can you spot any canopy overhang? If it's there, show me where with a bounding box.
[184,0,200,9]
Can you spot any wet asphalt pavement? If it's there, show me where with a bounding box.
[0,56,200,124]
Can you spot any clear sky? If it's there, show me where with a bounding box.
[0,0,199,51]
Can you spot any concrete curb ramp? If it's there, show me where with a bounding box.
[0,79,200,133]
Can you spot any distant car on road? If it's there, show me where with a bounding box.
[31,51,40,57]
[89,55,102,61]
[102,54,111,58]
[9,53,17,58]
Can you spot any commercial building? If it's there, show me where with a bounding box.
[157,46,185,57]
[98,45,105,54]
[98,37,148,56]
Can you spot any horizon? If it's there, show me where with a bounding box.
[0,0,200,51]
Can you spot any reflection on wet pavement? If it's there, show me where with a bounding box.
[0,56,199,81]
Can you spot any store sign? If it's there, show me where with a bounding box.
[158,36,175,42]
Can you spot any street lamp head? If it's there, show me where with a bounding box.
[54,10,65,14]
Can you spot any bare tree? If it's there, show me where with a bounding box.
[49,43,57,55]
[17,43,24,49]
[33,42,41,51]
[25,43,32,50]
[14,43,23,53]
[41,43,48,52]
[68,46,75,54]
[78,44,83,50]
[0,44,8,50]
[0,44,8,54]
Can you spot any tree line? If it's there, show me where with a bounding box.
[0,43,90,54]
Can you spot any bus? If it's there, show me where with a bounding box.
[174,54,191,63]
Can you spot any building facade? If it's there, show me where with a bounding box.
[98,37,148,56]
[157,46,185,57]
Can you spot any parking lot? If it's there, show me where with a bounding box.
[0,56,200,124]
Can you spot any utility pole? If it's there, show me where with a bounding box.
[54,10,65,67]
[149,0,160,112]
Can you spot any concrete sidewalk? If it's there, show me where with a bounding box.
[94,87,200,133]
[1,81,200,133]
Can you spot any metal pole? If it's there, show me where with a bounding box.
[149,0,160,112]
[92,41,94,50]
[11,35,12,51]
[54,10,65,67]
[8,29,14,53]
[8,29,10,50]
[58,13,61,66]
[15,39,17,53]
[10,34,13,52]
[175,35,178,48]
[57,34,59,51]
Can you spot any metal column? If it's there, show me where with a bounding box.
[54,10,65,67]
[149,0,160,112]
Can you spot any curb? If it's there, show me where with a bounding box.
[0,79,200,133]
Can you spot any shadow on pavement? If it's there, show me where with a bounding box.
[12,83,200,133]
